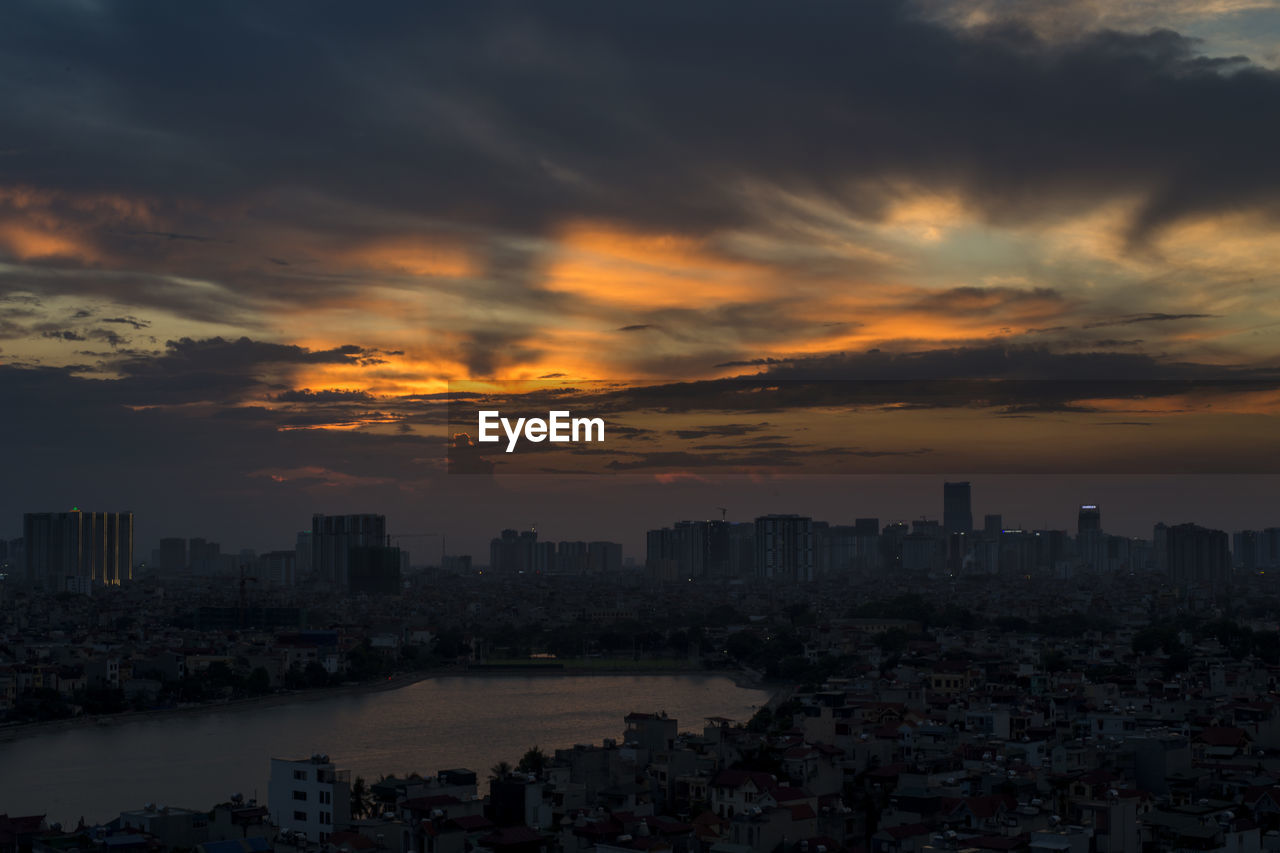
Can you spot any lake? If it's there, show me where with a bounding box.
[0,673,769,825]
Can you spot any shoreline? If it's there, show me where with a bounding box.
[0,665,787,744]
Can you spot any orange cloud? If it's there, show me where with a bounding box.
[0,223,94,261]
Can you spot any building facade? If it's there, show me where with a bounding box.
[22,509,133,590]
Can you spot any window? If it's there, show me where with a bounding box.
[321,811,331,825]
[320,791,331,804]
[293,791,307,801]
[293,770,307,781]
[293,811,307,822]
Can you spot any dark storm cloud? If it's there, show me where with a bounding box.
[1083,312,1218,328]
[98,336,384,404]
[530,344,1280,418]
[910,286,1065,315]
[101,315,151,330]
[1,0,1277,258]
[740,344,1254,382]
[274,388,377,404]
[40,329,86,341]
[671,423,771,440]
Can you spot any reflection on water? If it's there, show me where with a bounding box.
[0,674,768,825]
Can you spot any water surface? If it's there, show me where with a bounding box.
[1,674,768,825]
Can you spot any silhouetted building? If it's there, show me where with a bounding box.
[490,528,538,573]
[1235,528,1280,570]
[816,523,859,574]
[1078,504,1102,536]
[312,513,386,587]
[23,509,133,591]
[1162,523,1231,589]
[0,537,23,573]
[854,517,881,573]
[984,514,1003,536]
[754,514,813,582]
[943,481,973,535]
[587,540,622,573]
[294,531,313,577]
[646,520,732,581]
[259,549,297,586]
[881,521,909,571]
[189,537,222,575]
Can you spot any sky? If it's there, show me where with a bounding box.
[2,0,1280,560]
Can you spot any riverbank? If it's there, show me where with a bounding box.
[0,669,442,743]
[0,664,790,743]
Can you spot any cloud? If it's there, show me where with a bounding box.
[101,315,151,330]
[41,329,86,341]
[1083,312,1217,328]
[671,423,771,440]
[1,0,1276,257]
[274,388,377,403]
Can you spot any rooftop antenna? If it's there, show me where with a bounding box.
[716,507,728,522]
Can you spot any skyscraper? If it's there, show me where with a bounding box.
[754,514,814,582]
[1078,504,1102,536]
[312,513,387,587]
[943,481,973,536]
[23,509,133,591]
[1163,523,1231,590]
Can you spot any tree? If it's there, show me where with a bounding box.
[517,746,548,775]
[351,776,373,819]
[490,761,513,781]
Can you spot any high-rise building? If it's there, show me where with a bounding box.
[645,520,732,581]
[880,521,909,571]
[490,528,538,573]
[259,550,298,586]
[1235,530,1259,570]
[312,513,386,587]
[188,537,222,575]
[554,540,589,574]
[294,531,313,579]
[816,523,859,574]
[1163,523,1231,589]
[1234,529,1280,570]
[754,514,813,582]
[23,509,133,591]
[846,518,878,573]
[1078,504,1102,536]
[587,541,623,573]
[943,481,973,535]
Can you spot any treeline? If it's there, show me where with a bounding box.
[846,593,1116,636]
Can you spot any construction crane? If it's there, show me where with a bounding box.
[387,532,446,567]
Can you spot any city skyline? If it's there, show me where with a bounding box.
[10,479,1280,575]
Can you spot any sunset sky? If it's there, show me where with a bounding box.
[3,0,1280,558]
